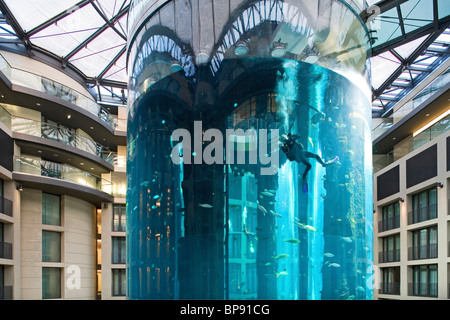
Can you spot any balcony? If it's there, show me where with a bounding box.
[407,204,437,225]
[13,156,114,205]
[378,216,400,232]
[0,53,116,129]
[408,283,438,298]
[0,104,119,167]
[0,241,12,259]
[0,286,12,300]
[0,196,12,217]
[378,282,400,295]
[378,249,400,263]
[408,244,438,260]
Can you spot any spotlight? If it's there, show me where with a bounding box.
[234,40,249,56]
[17,184,23,191]
[304,48,319,64]
[398,197,404,203]
[170,60,183,73]
[436,182,444,189]
[271,39,287,58]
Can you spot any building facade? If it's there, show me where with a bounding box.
[0,50,127,300]
[373,60,450,300]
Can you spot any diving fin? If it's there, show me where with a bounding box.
[325,156,339,165]
[302,182,308,194]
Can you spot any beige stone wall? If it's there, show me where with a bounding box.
[19,189,96,299]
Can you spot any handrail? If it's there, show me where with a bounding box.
[373,66,450,141]
[13,156,114,195]
[0,104,126,166]
[0,53,116,128]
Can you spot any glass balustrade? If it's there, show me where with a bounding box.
[0,53,116,128]
[13,156,113,195]
[373,66,450,141]
[0,103,122,166]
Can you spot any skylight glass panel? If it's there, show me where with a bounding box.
[96,0,129,20]
[393,35,428,60]
[3,0,79,33]
[29,4,105,58]
[371,7,402,48]
[400,0,434,33]
[103,51,127,82]
[0,20,18,41]
[69,27,126,78]
[438,0,450,19]
[370,51,401,90]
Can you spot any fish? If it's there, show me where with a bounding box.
[151,205,157,209]
[264,271,288,279]
[272,254,289,260]
[270,210,282,218]
[294,222,317,232]
[260,191,275,197]
[341,236,353,243]
[199,203,213,208]
[284,238,301,244]
[140,181,150,187]
[356,286,366,293]
[324,252,335,258]
[347,295,355,300]
[257,204,268,215]
[153,194,161,200]
[328,263,341,268]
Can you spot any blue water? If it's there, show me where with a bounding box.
[126,58,373,300]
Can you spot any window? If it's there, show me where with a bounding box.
[380,202,400,231]
[411,264,438,297]
[381,267,400,295]
[42,231,61,262]
[42,267,61,299]
[410,226,438,260]
[380,234,400,262]
[409,188,437,224]
[112,205,126,232]
[112,269,126,296]
[42,193,61,226]
[112,237,126,264]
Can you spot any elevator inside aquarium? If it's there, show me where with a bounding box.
[126,0,374,300]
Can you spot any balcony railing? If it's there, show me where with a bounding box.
[378,282,400,295]
[407,204,437,225]
[0,104,124,166]
[378,249,400,263]
[408,244,438,260]
[373,66,450,141]
[0,241,12,259]
[0,196,12,217]
[0,286,12,300]
[378,216,400,232]
[0,53,116,128]
[13,156,113,195]
[408,283,438,298]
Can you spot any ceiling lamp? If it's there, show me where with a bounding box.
[271,39,287,58]
[304,49,319,64]
[234,40,249,56]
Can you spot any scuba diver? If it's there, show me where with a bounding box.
[281,133,338,193]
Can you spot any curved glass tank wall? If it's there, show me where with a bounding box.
[126,0,373,300]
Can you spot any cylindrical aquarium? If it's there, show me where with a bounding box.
[126,0,374,300]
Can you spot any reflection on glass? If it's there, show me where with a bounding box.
[127,0,373,300]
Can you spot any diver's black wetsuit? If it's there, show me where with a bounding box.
[281,133,335,193]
